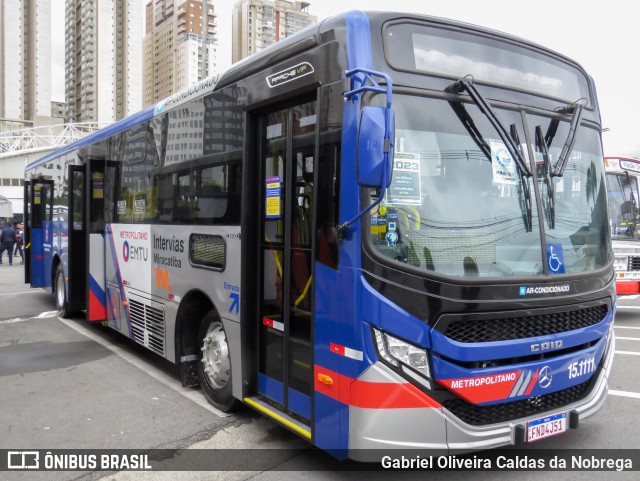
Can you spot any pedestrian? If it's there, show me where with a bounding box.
[14,223,24,264]
[0,221,17,266]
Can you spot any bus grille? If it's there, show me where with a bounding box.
[443,381,591,426]
[443,305,607,343]
[628,256,640,271]
[129,299,165,356]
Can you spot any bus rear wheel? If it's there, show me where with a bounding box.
[54,264,72,318]
[197,312,240,412]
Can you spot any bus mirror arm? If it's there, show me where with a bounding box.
[338,68,395,239]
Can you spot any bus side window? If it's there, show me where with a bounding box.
[175,173,194,223]
[194,160,241,225]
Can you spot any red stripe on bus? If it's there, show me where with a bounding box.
[524,369,539,396]
[314,365,441,409]
[88,289,107,321]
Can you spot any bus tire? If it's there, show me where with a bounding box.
[54,264,72,318]
[197,311,240,412]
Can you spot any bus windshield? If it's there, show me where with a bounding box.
[606,171,640,241]
[367,93,611,278]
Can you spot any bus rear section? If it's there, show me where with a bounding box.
[605,156,640,295]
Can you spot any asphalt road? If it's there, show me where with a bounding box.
[1,262,639,480]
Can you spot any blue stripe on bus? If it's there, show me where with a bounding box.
[88,273,106,310]
[429,309,612,363]
[313,391,348,460]
[29,228,45,287]
[287,387,311,420]
[311,11,374,458]
[258,373,284,405]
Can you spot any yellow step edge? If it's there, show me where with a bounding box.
[244,397,312,440]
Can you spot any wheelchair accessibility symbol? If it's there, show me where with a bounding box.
[546,243,565,274]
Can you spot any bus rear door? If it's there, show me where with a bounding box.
[27,179,53,288]
[67,164,87,314]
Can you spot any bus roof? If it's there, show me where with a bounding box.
[25,104,157,170]
[26,10,591,172]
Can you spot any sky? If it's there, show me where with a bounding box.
[50,0,639,157]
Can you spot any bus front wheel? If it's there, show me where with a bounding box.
[197,312,240,412]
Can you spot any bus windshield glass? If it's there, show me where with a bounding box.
[367,93,611,278]
[606,171,640,241]
[384,22,592,104]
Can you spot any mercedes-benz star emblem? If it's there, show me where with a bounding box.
[538,366,553,389]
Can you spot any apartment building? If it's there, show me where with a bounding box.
[65,0,142,123]
[143,0,218,107]
[231,0,316,63]
[0,0,56,131]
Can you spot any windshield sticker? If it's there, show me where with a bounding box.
[386,152,422,206]
[265,176,282,219]
[134,199,146,215]
[491,140,518,185]
[546,243,566,274]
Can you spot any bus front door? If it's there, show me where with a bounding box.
[257,99,317,424]
[27,179,53,288]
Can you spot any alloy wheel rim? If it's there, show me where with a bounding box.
[201,322,230,389]
[56,271,65,310]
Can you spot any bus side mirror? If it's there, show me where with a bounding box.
[357,106,394,188]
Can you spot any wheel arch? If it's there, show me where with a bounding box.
[174,288,217,385]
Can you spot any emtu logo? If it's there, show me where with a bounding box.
[123,241,130,262]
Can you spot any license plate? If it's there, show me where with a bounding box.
[527,413,567,442]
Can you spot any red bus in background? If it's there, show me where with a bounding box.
[605,156,640,295]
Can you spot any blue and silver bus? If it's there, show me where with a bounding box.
[24,11,614,459]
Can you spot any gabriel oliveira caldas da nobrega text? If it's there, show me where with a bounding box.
[381,454,633,471]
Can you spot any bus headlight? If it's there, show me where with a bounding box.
[613,256,628,271]
[373,328,431,379]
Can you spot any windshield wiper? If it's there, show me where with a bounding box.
[446,76,532,177]
[544,99,586,178]
[535,125,555,229]
[446,99,492,161]
[446,76,533,231]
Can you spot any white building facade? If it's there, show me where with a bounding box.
[143,0,218,107]
[232,0,316,63]
[65,0,142,123]
[0,0,56,131]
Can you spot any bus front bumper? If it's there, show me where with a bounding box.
[347,334,615,460]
